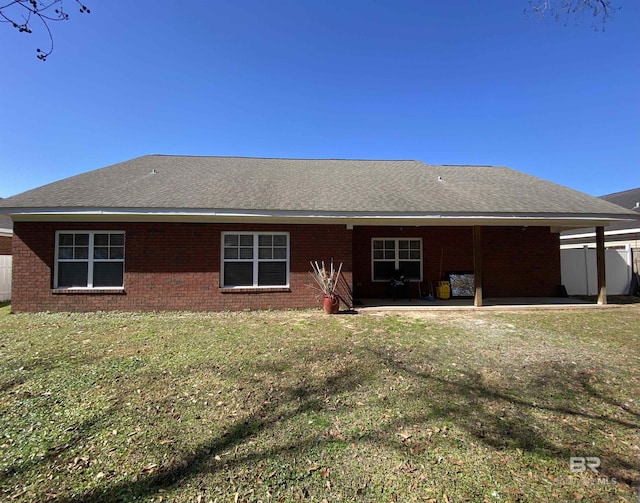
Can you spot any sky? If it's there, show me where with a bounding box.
[1,0,638,199]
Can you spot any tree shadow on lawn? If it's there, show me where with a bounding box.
[51,346,639,502]
[372,348,639,487]
[0,346,137,485]
[54,361,373,503]
[0,347,107,396]
[1,408,118,483]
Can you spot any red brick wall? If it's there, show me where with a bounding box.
[482,226,561,297]
[352,226,560,299]
[0,236,11,255]
[12,221,560,311]
[11,222,352,312]
[353,226,474,298]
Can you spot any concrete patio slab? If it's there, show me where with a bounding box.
[354,296,613,313]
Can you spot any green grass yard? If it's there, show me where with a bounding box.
[0,303,638,502]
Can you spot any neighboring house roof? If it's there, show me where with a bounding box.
[0,155,635,228]
[560,187,640,242]
[0,199,13,236]
[597,188,640,232]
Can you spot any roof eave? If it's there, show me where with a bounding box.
[1,207,634,229]
[561,227,640,240]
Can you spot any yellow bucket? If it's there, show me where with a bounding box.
[436,281,450,300]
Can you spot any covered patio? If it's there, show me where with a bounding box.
[351,225,611,309]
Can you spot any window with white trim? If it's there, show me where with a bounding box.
[372,238,422,281]
[55,231,125,288]
[222,232,289,287]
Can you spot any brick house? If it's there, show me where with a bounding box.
[0,155,634,312]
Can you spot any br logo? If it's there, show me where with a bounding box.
[570,457,601,474]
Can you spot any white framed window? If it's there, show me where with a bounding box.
[54,231,125,289]
[221,232,289,288]
[371,238,422,282]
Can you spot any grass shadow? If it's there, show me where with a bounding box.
[54,361,375,502]
[3,311,638,501]
[371,348,639,487]
[1,408,117,482]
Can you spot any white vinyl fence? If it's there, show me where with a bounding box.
[561,246,632,296]
[0,255,11,301]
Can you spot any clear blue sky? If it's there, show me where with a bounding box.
[1,0,638,198]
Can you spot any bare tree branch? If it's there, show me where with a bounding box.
[1,1,621,62]
[0,0,90,60]
[524,0,620,30]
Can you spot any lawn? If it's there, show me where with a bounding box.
[0,303,638,502]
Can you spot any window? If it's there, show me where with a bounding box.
[222,233,289,288]
[372,238,422,281]
[55,231,125,288]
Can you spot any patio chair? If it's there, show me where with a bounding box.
[390,269,410,301]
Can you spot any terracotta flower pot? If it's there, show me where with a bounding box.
[323,295,340,314]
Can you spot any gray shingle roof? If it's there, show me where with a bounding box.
[0,215,12,231]
[0,155,634,218]
[0,198,13,231]
[561,187,640,236]
[599,188,640,231]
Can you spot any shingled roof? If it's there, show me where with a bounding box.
[0,155,635,225]
[561,187,640,238]
[0,215,12,232]
[598,188,640,231]
[0,198,13,234]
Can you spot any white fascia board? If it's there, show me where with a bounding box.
[4,207,631,228]
[560,227,640,240]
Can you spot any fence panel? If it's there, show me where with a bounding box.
[0,255,11,301]
[561,247,632,296]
